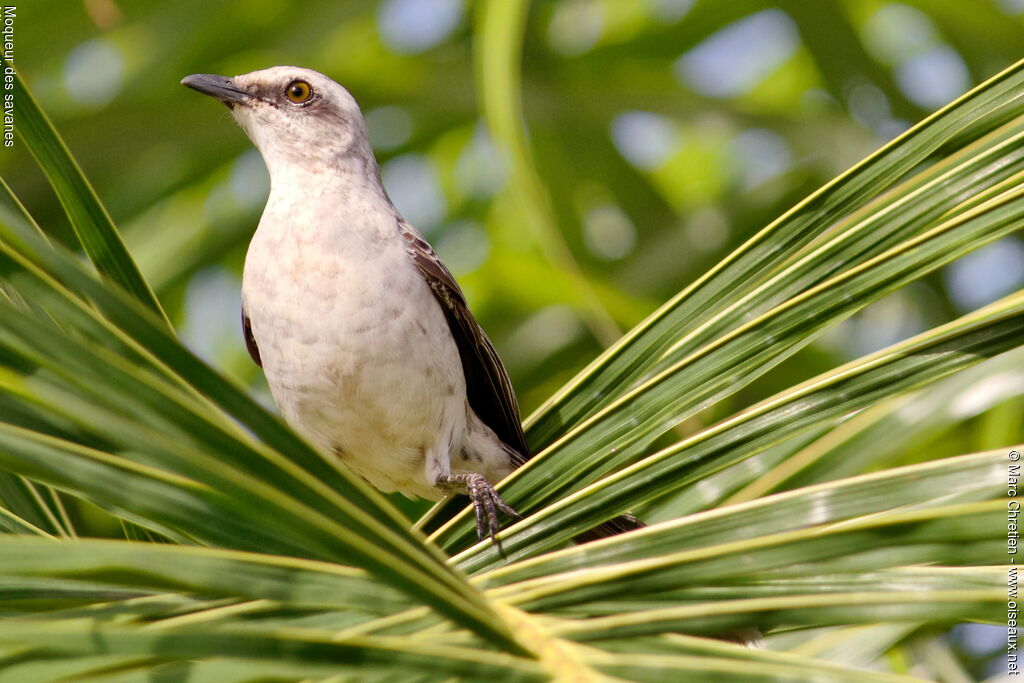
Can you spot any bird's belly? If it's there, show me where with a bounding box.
[243,247,467,500]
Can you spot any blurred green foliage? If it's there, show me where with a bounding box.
[6,1,1023,418]
[4,2,1024,677]
[7,0,1024,525]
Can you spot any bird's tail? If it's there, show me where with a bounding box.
[501,442,645,543]
[573,512,646,543]
[501,442,647,543]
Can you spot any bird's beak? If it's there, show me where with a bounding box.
[181,73,251,107]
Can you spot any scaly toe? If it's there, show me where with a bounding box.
[436,472,519,545]
[493,494,520,520]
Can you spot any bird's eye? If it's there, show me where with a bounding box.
[285,80,313,103]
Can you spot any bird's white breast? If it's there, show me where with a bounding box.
[241,190,467,499]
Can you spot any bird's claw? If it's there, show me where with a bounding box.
[437,472,520,548]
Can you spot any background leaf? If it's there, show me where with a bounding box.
[2,1,1022,679]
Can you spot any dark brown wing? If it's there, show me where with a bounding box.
[242,308,262,367]
[400,223,530,462]
[402,222,647,542]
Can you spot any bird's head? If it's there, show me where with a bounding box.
[182,66,373,176]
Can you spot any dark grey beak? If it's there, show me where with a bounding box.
[181,73,251,107]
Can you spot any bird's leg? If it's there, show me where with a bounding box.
[436,472,520,543]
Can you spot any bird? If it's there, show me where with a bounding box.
[181,66,642,544]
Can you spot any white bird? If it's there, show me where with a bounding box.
[182,66,640,542]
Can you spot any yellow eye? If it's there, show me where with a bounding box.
[285,80,312,103]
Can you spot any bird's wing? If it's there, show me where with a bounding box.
[241,308,262,367]
[400,222,530,462]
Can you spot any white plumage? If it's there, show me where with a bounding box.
[189,66,516,509]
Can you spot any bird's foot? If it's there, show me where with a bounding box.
[436,472,520,545]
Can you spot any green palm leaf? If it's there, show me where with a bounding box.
[7,64,169,328]
[2,9,1022,680]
